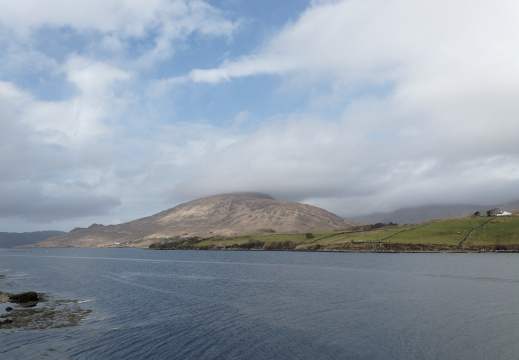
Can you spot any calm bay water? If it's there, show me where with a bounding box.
[1,248,519,359]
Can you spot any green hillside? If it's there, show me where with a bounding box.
[150,213,519,251]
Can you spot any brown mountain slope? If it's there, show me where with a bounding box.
[28,193,360,248]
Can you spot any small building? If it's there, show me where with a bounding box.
[496,211,512,216]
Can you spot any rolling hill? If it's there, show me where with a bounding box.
[350,200,519,225]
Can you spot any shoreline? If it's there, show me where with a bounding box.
[149,241,519,253]
[1,276,92,331]
[152,248,519,253]
[5,245,519,253]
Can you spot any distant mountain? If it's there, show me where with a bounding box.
[0,230,66,248]
[28,193,360,248]
[350,200,519,225]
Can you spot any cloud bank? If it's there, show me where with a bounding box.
[1,0,518,231]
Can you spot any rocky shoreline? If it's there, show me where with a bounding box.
[1,276,92,331]
[0,290,41,327]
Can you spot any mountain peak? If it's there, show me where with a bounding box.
[28,193,359,248]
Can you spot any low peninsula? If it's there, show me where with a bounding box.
[149,214,519,252]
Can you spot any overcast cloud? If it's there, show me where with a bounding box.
[1,0,518,232]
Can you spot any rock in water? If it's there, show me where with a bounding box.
[8,291,39,303]
[0,319,13,327]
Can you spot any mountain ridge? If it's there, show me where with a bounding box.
[27,193,360,248]
[0,231,66,248]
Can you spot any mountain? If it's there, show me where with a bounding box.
[0,230,66,248]
[350,200,519,225]
[27,193,360,248]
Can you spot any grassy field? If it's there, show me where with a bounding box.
[464,217,519,245]
[150,213,519,251]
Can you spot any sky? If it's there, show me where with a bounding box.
[1,0,519,232]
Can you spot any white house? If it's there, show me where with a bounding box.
[496,211,512,216]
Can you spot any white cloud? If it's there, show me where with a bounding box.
[0,0,227,37]
[172,0,519,185]
[65,56,132,95]
[186,0,519,85]
[0,0,239,69]
[0,60,134,229]
[13,56,133,147]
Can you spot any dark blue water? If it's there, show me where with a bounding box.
[1,249,519,359]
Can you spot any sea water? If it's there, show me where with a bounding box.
[1,248,519,359]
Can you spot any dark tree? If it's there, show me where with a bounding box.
[486,208,498,217]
